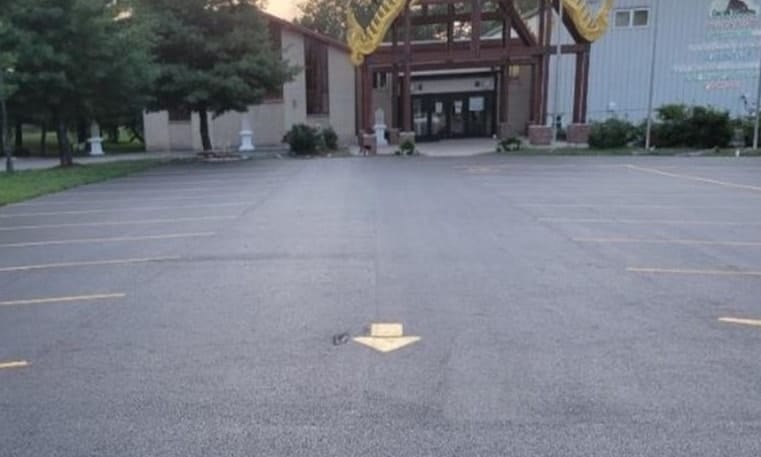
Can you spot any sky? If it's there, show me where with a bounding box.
[265,1,298,19]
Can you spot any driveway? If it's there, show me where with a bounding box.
[1,155,760,456]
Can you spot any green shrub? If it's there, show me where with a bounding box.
[283,124,321,155]
[497,137,522,152]
[588,118,636,149]
[322,126,338,151]
[651,104,732,149]
[397,139,416,156]
[687,106,732,148]
[734,117,761,147]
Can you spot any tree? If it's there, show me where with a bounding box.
[0,9,18,172]
[145,0,296,151]
[4,0,155,166]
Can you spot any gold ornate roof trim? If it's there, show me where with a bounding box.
[347,0,416,66]
[346,0,613,66]
[562,0,614,42]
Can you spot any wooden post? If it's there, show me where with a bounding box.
[472,0,481,57]
[362,63,373,134]
[500,65,510,125]
[580,47,590,123]
[403,4,412,132]
[573,52,584,124]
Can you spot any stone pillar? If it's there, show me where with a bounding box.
[567,124,591,144]
[528,125,553,146]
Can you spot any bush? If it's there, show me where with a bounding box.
[283,124,321,155]
[497,137,522,152]
[322,126,338,151]
[734,117,760,147]
[651,104,732,149]
[588,118,637,149]
[396,139,416,156]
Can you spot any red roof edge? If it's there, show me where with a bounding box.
[260,11,351,54]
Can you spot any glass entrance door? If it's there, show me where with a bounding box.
[409,92,495,141]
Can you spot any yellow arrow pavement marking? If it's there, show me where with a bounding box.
[626,164,761,193]
[719,317,761,328]
[628,267,761,277]
[0,256,180,273]
[353,323,421,353]
[0,293,126,307]
[0,232,214,248]
[0,361,29,370]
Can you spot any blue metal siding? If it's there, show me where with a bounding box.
[585,0,761,122]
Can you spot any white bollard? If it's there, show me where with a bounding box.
[239,114,255,154]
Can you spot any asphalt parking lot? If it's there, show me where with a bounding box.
[1,155,760,456]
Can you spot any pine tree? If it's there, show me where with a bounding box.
[146,0,296,151]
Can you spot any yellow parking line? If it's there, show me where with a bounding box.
[628,267,761,277]
[0,203,247,218]
[0,256,180,273]
[0,361,29,370]
[575,238,761,247]
[540,217,761,226]
[719,317,761,327]
[0,293,126,307]
[626,164,761,193]
[0,232,214,248]
[0,216,236,232]
[15,195,249,207]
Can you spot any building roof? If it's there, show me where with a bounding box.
[260,11,351,54]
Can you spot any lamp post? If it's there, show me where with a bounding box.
[645,0,660,151]
[753,46,761,150]
[0,67,12,173]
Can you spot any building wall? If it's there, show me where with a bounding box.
[327,45,357,144]
[585,0,761,122]
[141,26,357,151]
[143,111,171,152]
[282,29,308,131]
[507,66,533,134]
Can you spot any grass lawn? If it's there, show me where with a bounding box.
[0,159,165,206]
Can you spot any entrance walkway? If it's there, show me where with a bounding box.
[361,138,498,157]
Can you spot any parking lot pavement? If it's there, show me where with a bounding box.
[1,155,761,457]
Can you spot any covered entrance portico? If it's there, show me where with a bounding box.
[348,0,613,146]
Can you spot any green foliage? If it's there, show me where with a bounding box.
[322,126,338,151]
[146,0,297,151]
[297,0,442,40]
[3,0,155,166]
[283,124,322,155]
[651,104,732,149]
[297,0,383,40]
[497,136,522,152]
[732,116,761,147]
[588,118,637,149]
[397,139,416,156]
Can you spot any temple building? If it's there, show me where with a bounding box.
[143,0,761,151]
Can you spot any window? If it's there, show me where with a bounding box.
[615,9,650,28]
[633,10,650,26]
[508,65,521,80]
[615,11,631,27]
[373,72,388,90]
[305,38,329,115]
